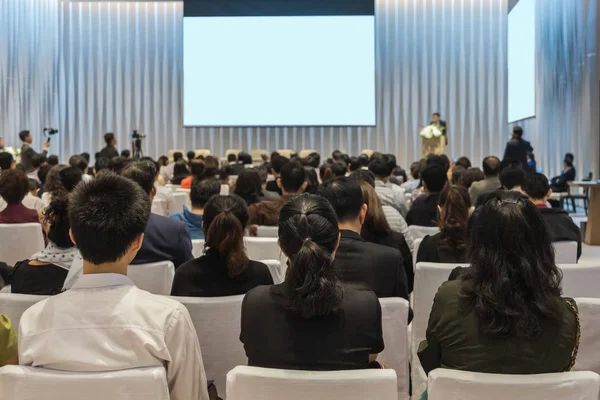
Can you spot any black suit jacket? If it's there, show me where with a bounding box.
[333,230,409,301]
[539,207,582,260]
[99,145,119,160]
[132,213,194,268]
[551,167,576,193]
[365,230,414,293]
[503,138,533,170]
[20,144,47,173]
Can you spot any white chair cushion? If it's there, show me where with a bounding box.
[407,225,440,241]
[427,369,600,400]
[256,226,278,238]
[192,239,205,258]
[171,191,190,213]
[573,297,600,374]
[553,241,578,264]
[560,264,600,298]
[244,237,280,260]
[226,366,398,400]
[0,293,48,329]
[151,198,167,216]
[412,238,423,271]
[0,365,169,400]
[378,298,410,400]
[0,223,45,266]
[128,261,175,295]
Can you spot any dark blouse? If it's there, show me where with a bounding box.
[416,232,467,264]
[170,249,273,297]
[11,260,68,295]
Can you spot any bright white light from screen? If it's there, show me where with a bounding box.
[183,16,376,126]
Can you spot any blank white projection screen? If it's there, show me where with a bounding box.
[508,0,536,123]
[183,16,376,126]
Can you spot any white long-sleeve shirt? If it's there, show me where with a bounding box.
[19,273,209,400]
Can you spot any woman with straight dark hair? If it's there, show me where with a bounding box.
[170,160,190,185]
[234,169,278,206]
[240,194,384,370]
[417,185,471,264]
[303,167,319,194]
[418,191,579,379]
[171,195,273,297]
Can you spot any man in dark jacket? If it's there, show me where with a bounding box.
[522,172,582,260]
[19,130,49,173]
[551,153,577,193]
[503,126,533,171]
[99,133,119,160]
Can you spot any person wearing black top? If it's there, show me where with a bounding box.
[265,155,289,195]
[550,153,577,193]
[406,164,448,227]
[99,133,119,160]
[317,177,409,300]
[417,185,471,264]
[241,194,384,370]
[171,195,273,296]
[503,126,533,171]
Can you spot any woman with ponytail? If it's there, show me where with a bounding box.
[170,195,273,297]
[240,194,384,370]
[416,184,471,263]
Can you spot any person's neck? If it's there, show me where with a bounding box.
[485,175,497,180]
[531,198,547,206]
[282,189,302,197]
[82,260,128,275]
[338,219,362,234]
[376,177,389,184]
[191,207,204,214]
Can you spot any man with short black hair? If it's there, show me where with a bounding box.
[469,156,501,205]
[93,157,111,176]
[19,130,49,173]
[59,166,83,192]
[406,164,448,226]
[26,153,46,184]
[265,155,289,195]
[500,164,526,191]
[503,126,533,170]
[249,160,306,226]
[551,153,577,193]
[69,155,92,182]
[0,152,15,171]
[317,177,410,298]
[18,173,209,400]
[123,161,194,268]
[522,172,581,260]
[368,154,409,216]
[99,133,119,160]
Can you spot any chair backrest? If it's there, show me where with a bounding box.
[171,191,189,213]
[192,239,205,258]
[412,238,423,271]
[244,237,280,260]
[276,149,293,159]
[259,259,283,284]
[167,149,184,161]
[0,365,169,400]
[225,149,242,158]
[560,264,600,298]
[0,293,48,328]
[176,188,191,193]
[226,366,398,400]
[573,298,600,375]
[256,225,279,238]
[164,183,180,192]
[251,149,267,163]
[151,198,167,216]
[362,149,374,157]
[378,298,410,400]
[128,261,175,295]
[553,241,578,264]
[427,369,600,400]
[407,225,440,241]
[298,149,317,159]
[0,223,45,266]
[171,295,245,396]
[220,184,230,195]
[194,149,211,158]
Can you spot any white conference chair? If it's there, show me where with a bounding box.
[164,183,180,192]
[560,264,600,298]
[259,259,283,284]
[151,198,167,216]
[0,293,47,329]
[192,239,205,258]
[0,366,169,400]
[167,149,184,162]
[244,237,280,260]
[427,369,600,400]
[256,225,278,238]
[225,149,242,158]
[194,149,211,158]
[361,149,374,157]
[412,238,423,271]
[378,298,410,400]
[176,188,191,193]
[407,225,439,241]
[276,149,294,159]
[553,241,578,264]
[128,261,175,295]
[171,191,189,213]
[220,184,230,195]
[171,295,245,396]
[226,366,398,400]
[298,149,317,159]
[251,149,267,163]
[0,223,45,266]
[573,298,600,375]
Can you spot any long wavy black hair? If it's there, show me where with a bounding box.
[460,191,563,337]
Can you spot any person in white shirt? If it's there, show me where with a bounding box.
[18,173,209,400]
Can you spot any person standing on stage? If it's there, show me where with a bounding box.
[19,130,50,173]
[430,112,448,144]
[503,126,533,171]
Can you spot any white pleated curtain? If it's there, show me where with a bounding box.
[0,0,595,177]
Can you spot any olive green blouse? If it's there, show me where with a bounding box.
[0,315,17,365]
[418,280,579,375]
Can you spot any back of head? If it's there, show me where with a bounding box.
[187,151,196,161]
[456,156,472,169]
[28,179,39,193]
[94,157,111,175]
[47,155,59,166]
[59,167,83,193]
[564,153,574,167]
[499,164,526,190]
[438,185,471,251]
[513,126,524,138]
[409,161,421,180]
[69,155,88,172]
[31,153,45,170]
[80,153,90,163]
[322,161,347,182]
[189,160,206,180]
[173,160,189,176]
[157,156,169,167]
[104,133,115,146]
[45,165,68,197]
[358,154,370,168]
[332,150,343,161]
[279,194,343,319]
[227,153,237,163]
[0,169,29,204]
[359,181,391,240]
[451,166,467,185]
[203,195,249,277]
[19,130,30,142]
[317,176,364,223]
[173,152,184,162]
[301,153,320,169]
[461,191,561,337]
[349,169,375,188]
[270,155,289,174]
[279,161,306,193]
[482,156,501,177]
[304,167,319,194]
[109,156,126,174]
[0,152,14,171]
[463,167,485,189]
[44,198,74,248]
[348,157,360,172]
[427,154,450,172]
[69,173,150,265]
[190,178,221,209]
[234,169,262,205]
[421,164,448,193]
[121,149,131,159]
[368,154,393,179]
[204,156,219,170]
[121,161,156,195]
[522,172,550,200]
[238,152,252,165]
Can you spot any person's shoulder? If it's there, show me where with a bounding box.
[363,240,402,260]
[151,213,186,229]
[168,212,185,222]
[343,285,379,304]
[243,283,275,305]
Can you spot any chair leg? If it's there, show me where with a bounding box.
[584,199,589,215]
[571,198,576,213]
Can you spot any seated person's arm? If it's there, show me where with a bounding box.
[0,315,18,367]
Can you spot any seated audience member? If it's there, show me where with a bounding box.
[0,169,39,223]
[348,157,361,173]
[401,161,422,192]
[12,199,77,295]
[181,160,209,189]
[161,151,183,183]
[41,164,68,207]
[455,156,472,170]
[224,153,244,176]
[187,151,196,163]
[418,191,579,377]
[369,154,409,216]
[0,152,16,171]
[469,156,501,205]
[526,151,537,173]
[0,315,17,367]
[37,163,52,194]
[417,185,471,264]
[170,160,190,185]
[248,161,307,226]
[451,166,466,186]
[462,167,485,190]
[109,156,127,174]
[47,154,59,167]
[318,177,409,299]
[69,155,91,182]
[551,153,576,193]
[241,194,384,370]
[406,164,448,227]
[121,149,131,159]
[359,181,414,292]
[26,154,45,184]
[475,163,526,208]
[266,155,289,195]
[153,163,176,216]
[303,167,319,194]
[59,166,83,192]
[170,178,221,240]
[358,153,370,169]
[238,152,252,167]
[99,132,119,160]
[158,155,169,168]
[18,174,209,400]
[522,173,582,260]
[321,161,347,182]
[234,169,279,206]
[171,195,273,297]
[123,161,194,268]
[23,179,44,211]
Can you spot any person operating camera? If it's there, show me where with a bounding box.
[19,130,50,173]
